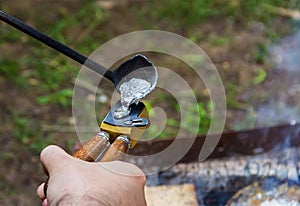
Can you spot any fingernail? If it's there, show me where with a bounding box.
[42,199,48,206]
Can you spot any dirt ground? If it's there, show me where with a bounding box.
[0,0,299,205]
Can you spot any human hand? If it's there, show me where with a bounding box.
[36,145,146,206]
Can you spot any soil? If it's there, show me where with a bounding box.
[0,0,299,205]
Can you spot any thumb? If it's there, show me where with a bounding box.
[40,145,72,175]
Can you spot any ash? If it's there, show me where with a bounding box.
[145,147,300,206]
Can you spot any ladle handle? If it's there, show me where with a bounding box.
[0,10,114,82]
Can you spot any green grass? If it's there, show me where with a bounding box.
[0,59,25,87]
[36,88,73,107]
[0,0,298,153]
[1,2,105,104]
[144,98,212,140]
[149,0,290,27]
[253,43,268,64]
[209,34,229,46]
[252,68,267,85]
[12,112,52,153]
[0,1,106,152]
[226,82,246,110]
[152,0,218,25]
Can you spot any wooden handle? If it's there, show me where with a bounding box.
[72,131,110,161]
[101,135,130,162]
[43,131,110,197]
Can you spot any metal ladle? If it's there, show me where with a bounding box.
[0,10,157,96]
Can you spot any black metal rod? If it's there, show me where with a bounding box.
[0,10,115,83]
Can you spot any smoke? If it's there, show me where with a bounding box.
[255,29,300,127]
[270,30,300,72]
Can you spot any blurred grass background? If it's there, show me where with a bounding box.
[0,0,299,204]
[0,0,298,152]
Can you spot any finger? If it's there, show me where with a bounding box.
[40,145,71,175]
[42,199,48,206]
[36,183,46,200]
[41,162,49,176]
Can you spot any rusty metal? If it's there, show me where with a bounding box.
[131,123,300,162]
